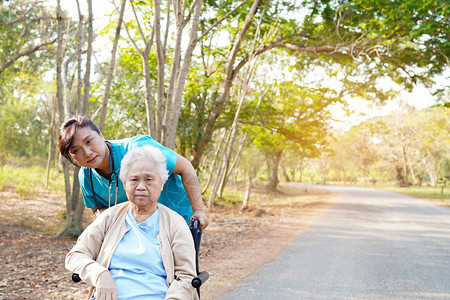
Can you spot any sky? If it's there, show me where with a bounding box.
[330,83,442,131]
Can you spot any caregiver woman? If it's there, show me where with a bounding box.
[59,115,208,229]
[66,146,198,299]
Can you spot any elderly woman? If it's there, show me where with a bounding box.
[65,146,198,300]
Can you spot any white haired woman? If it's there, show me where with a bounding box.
[65,146,198,300]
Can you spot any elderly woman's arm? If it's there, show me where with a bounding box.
[164,214,199,300]
[65,214,117,300]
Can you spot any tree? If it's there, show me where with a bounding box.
[0,0,56,75]
[55,0,95,237]
[0,1,56,159]
[329,106,450,186]
[187,0,450,168]
[413,107,450,186]
[243,80,337,190]
[91,0,127,131]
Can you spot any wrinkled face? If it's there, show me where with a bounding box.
[124,159,164,209]
[69,127,108,170]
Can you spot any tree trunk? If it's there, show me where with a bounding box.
[56,0,73,235]
[268,150,283,191]
[208,128,231,208]
[75,0,83,115]
[216,82,248,199]
[408,158,417,185]
[190,0,262,168]
[396,165,406,187]
[218,133,246,197]
[215,141,232,199]
[216,54,262,198]
[62,53,75,117]
[290,168,296,182]
[201,129,227,195]
[319,155,328,184]
[56,0,84,237]
[298,159,306,183]
[143,57,156,137]
[45,96,56,190]
[56,165,85,237]
[240,176,252,213]
[127,0,156,137]
[95,0,127,130]
[162,0,203,149]
[81,0,93,115]
[154,0,165,141]
[162,0,184,147]
[417,169,424,186]
[282,166,291,182]
[401,145,410,187]
[423,156,437,186]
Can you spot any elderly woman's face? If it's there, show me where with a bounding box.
[124,159,164,209]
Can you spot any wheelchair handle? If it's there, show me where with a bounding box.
[72,273,81,283]
[192,271,209,288]
[191,218,199,230]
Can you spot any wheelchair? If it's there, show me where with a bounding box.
[72,218,209,299]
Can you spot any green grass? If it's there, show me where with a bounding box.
[0,163,64,196]
[377,185,450,204]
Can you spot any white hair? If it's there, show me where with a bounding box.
[119,145,169,185]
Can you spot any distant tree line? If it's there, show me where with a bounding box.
[300,106,450,188]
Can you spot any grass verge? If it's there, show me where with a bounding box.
[375,185,450,206]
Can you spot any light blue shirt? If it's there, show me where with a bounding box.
[78,135,193,223]
[107,209,168,299]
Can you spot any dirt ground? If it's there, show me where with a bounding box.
[0,185,335,300]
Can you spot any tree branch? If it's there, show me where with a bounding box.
[6,4,35,26]
[130,0,149,43]
[0,39,57,74]
[196,0,250,44]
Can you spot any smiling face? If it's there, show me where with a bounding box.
[68,127,109,173]
[124,159,164,211]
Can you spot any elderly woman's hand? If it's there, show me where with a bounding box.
[96,271,117,300]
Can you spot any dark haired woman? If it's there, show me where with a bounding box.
[59,115,208,229]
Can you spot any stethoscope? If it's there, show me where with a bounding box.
[89,141,118,212]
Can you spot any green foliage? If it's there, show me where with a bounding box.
[177,53,227,156]
[243,80,337,157]
[285,0,450,101]
[0,1,55,78]
[0,1,57,162]
[102,47,157,138]
[0,103,50,159]
[441,157,450,181]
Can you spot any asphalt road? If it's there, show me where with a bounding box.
[213,185,450,300]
